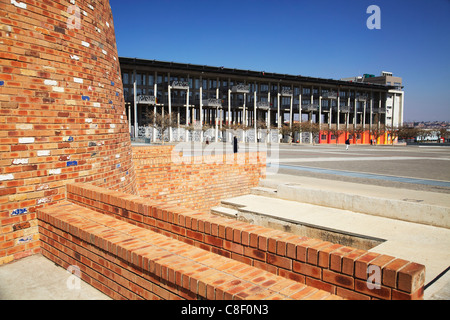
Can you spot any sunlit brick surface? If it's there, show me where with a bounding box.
[132,146,266,212]
[0,0,137,264]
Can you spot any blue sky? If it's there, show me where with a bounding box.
[109,0,450,122]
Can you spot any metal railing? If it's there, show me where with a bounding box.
[322,92,337,99]
[302,104,319,112]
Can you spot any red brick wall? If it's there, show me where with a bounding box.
[133,146,266,212]
[66,183,426,300]
[0,0,137,265]
[38,200,342,300]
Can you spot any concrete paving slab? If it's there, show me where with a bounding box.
[261,173,450,208]
[259,174,450,228]
[0,254,111,300]
[264,144,450,194]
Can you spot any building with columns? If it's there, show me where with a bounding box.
[120,57,404,144]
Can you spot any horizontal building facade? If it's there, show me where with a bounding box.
[120,57,404,144]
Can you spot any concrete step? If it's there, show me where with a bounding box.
[217,195,386,251]
[210,206,239,219]
[256,175,450,229]
[250,186,278,198]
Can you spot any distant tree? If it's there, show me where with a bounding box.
[280,124,293,143]
[228,122,247,133]
[416,129,431,142]
[351,125,365,145]
[397,125,419,141]
[386,125,400,145]
[145,110,177,144]
[370,125,386,145]
[438,128,449,143]
[256,119,268,130]
[299,121,321,145]
[280,124,292,136]
[254,120,270,143]
[328,126,345,145]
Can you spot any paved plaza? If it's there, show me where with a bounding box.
[173,141,450,192]
[255,143,450,194]
[232,143,450,300]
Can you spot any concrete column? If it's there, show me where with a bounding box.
[309,90,313,144]
[390,92,396,144]
[391,92,395,129]
[153,80,157,142]
[347,92,350,136]
[277,92,280,130]
[243,92,247,127]
[364,98,368,144]
[185,87,189,142]
[200,86,203,142]
[133,80,138,139]
[186,87,190,125]
[228,88,231,126]
[216,81,219,100]
[167,73,170,142]
[328,95,332,128]
[310,88,313,125]
[254,91,257,141]
[378,97,382,143]
[216,80,222,130]
[128,103,131,134]
[267,89,271,128]
[299,92,302,144]
[289,85,293,129]
[399,91,404,126]
[153,104,157,142]
[215,117,218,142]
[319,93,322,141]
[337,92,340,131]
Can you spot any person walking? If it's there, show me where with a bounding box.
[345,138,350,150]
[233,136,238,153]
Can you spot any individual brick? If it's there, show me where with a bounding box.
[292,261,322,279]
[307,241,333,266]
[354,279,391,300]
[397,262,426,293]
[341,249,367,276]
[330,246,356,272]
[323,269,354,290]
[354,252,381,279]
[382,258,410,288]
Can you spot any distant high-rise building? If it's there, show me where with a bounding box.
[341,72,404,130]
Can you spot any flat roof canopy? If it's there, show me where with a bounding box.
[119,57,395,91]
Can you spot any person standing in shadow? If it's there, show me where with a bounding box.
[233,136,238,153]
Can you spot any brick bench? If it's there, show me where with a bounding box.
[66,183,426,300]
[38,201,342,300]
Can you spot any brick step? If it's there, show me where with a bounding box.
[38,201,343,300]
